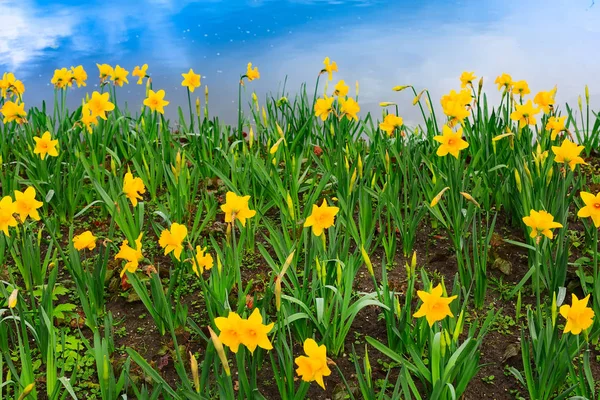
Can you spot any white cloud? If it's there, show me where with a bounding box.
[239,0,600,125]
[0,1,78,69]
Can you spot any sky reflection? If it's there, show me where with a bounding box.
[1,0,599,125]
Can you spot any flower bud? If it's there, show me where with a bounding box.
[385,151,390,173]
[430,187,450,207]
[546,166,554,185]
[523,164,533,186]
[204,85,209,118]
[360,245,374,277]
[349,169,357,194]
[217,253,223,275]
[460,192,480,208]
[408,251,417,277]
[276,97,288,108]
[270,137,284,155]
[514,169,522,193]
[275,276,282,311]
[190,352,200,392]
[392,85,410,92]
[585,85,589,104]
[413,89,426,105]
[286,192,295,221]
[103,355,109,382]
[208,326,230,376]
[452,310,464,343]
[357,155,363,178]
[315,258,323,281]
[279,250,295,278]
[17,383,35,400]
[364,345,372,377]
[8,289,18,309]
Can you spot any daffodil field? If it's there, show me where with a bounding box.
[0,59,600,400]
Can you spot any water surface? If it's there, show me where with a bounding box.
[1,0,599,124]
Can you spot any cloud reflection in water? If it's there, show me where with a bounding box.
[0,0,598,124]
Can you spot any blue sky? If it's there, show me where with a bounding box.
[1,0,599,123]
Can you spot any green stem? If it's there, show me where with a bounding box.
[187,88,194,132]
[237,80,243,140]
[594,228,599,311]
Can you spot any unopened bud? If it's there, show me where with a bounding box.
[286,192,295,221]
[8,289,18,309]
[385,151,390,173]
[208,326,230,376]
[360,245,374,277]
[357,155,363,178]
[413,89,426,105]
[270,137,284,155]
[430,187,450,207]
[514,169,522,193]
[452,310,464,342]
[349,169,357,194]
[364,345,372,377]
[460,192,480,208]
[103,355,109,382]
[546,166,553,185]
[18,383,35,400]
[523,164,533,186]
[409,251,417,276]
[392,85,410,92]
[275,277,282,311]
[190,352,200,392]
[217,254,222,275]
